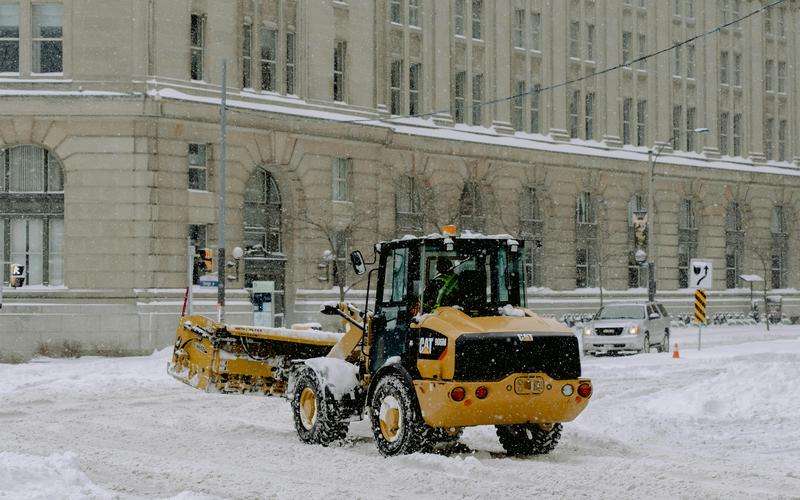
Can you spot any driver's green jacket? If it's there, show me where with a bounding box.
[435,274,459,308]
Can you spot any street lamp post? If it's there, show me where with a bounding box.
[646,128,710,302]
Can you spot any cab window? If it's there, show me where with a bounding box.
[381,247,408,305]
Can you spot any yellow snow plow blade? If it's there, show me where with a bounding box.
[168,315,342,395]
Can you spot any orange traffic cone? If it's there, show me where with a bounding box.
[672,342,680,359]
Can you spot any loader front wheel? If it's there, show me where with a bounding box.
[496,423,562,456]
[369,374,426,456]
[291,368,348,446]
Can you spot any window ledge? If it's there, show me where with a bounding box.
[30,72,65,77]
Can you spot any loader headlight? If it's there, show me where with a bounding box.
[629,326,640,335]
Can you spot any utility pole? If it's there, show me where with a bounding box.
[647,150,656,302]
[217,60,228,322]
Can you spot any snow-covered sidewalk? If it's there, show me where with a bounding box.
[1,325,799,499]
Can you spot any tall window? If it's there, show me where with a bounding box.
[389,0,402,23]
[454,0,465,36]
[530,84,541,133]
[719,112,729,155]
[0,3,19,73]
[627,194,647,288]
[409,62,421,116]
[471,0,482,40]
[733,52,742,86]
[585,92,595,140]
[188,144,208,191]
[672,43,681,77]
[576,192,597,288]
[396,175,422,235]
[569,21,580,58]
[686,107,696,151]
[778,120,787,162]
[32,3,63,74]
[0,145,64,286]
[530,13,541,51]
[459,181,485,232]
[672,106,683,150]
[513,9,525,48]
[390,59,403,115]
[720,51,729,84]
[733,114,743,157]
[331,231,349,287]
[454,70,466,123]
[190,13,205,80]
[409,0,421,27]
[512,80,525,131]
[636,100,647,146]
[765,60,774,92]
[622,31,632,66]
[520,187,544,287]
[587,24,595,60]
[568,89,580,139]
[260,28,277,91]
[771,206,788,289]
[678,199,698,288]
[622,98,633,145]
[332,158,350,202]
[764,118,774,160]
[471,73,483,125]
[636,33,646,70]
[242,21,253,88]
[777,61,786,93]
[333,40,346,102]
[725,202,744,289]
[286,32,296,94]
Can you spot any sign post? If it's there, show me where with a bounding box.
[690,260,713,351]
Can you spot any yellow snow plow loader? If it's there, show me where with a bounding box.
[170,229,592,456]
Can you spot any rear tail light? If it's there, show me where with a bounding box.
[450,387,466,402]
[475,386,489,399]
[577,383,592,398]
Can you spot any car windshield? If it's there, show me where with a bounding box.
[595,305,645,320]
[421,240,524,316]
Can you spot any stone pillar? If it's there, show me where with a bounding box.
[602,0,621,146]
[701,4,720,157]
[549,0,569,140]
[746,6,765,162]
[431,0,452,125]
[491,0,514,134]
[653,1,672,148]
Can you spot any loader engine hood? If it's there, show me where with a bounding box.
[414,307,581,382]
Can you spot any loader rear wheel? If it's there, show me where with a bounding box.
[291,368,348,446]
[496,423,562,456]
[369,374,426,456]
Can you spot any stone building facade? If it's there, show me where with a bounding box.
[1,0,799,358]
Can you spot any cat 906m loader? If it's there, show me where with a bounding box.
[169,228,592,456]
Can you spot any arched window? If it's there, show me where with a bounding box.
[458,181,485,232]
[627,194,648,288]
[395,175,422,236]
[725,201,744,289]
[575,191,597,288]
[519,187,543,287]
[0,145,64,286]
[771,206,788,289]
[243,167,285,325]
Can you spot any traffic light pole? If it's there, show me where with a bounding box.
[217,60,228,322]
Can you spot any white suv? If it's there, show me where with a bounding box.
[582,303,671,355]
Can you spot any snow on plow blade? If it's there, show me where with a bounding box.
[168,315,342,395]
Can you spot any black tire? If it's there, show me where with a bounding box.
[640,333,650,354]
[369,374,427,456]
[657,330,670,353]
[496,423,562,456]
[291,367,348,446]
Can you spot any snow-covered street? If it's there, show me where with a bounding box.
[2,325,799,499]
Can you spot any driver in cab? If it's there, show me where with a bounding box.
[423,257,460,312]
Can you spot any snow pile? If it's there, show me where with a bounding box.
[0,451,113,499]
[304,357,360,400]
[498,304,526,317]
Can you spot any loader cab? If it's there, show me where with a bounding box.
[367,234,526,374]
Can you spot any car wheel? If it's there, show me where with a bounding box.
[640,333,650,354]
[369,373,427,457]
[658,330,670,353]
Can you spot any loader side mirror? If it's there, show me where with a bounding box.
[350,250,367,275]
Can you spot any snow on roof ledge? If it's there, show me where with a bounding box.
[144,85,800,178]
